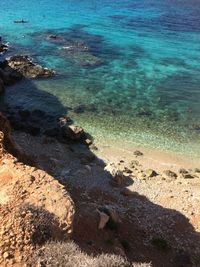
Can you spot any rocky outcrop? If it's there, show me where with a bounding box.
[0,55,55,85]
[0,42,9,54]
[5,107,92,145]
[0,113,75,266]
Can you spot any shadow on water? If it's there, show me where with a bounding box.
[0,40,200,267]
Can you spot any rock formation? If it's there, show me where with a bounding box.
[0,55,55,85]
[0,113,74,266]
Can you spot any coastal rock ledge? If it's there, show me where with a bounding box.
[0,55,55,85]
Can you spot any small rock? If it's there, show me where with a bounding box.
[123,167,133,174]
[63,125,84,140]
[3,252,10,259]
[133,150,143,157]
[84,138,93,146]
[137,172,146,180]
[144,169,158,178]
[105,163,124,186]
[90,144,98,151]
[179,168,188,174]
[163,170,177,178]
[98,211,109,229]
[194,168,200,173]
[129,160,139,168]
[59,116,72,127]
[182,173,194,179]
[48,34,58,39]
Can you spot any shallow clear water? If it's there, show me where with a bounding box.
[0,0,200,156]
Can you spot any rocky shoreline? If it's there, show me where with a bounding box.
[0,38,200,267]
[0,42,93,146]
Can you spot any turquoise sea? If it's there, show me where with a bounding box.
[0,0,200,156]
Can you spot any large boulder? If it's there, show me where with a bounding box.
[6,55,55,78]
[0,55,55,85]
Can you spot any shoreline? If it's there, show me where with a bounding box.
[0,38,199,173]
[69,110,200,159]
[68,116,200,170]
[93,137,200,171]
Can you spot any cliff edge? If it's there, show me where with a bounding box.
[0,113,75,266]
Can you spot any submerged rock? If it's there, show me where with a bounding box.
[48,34,59,40]
[61,40,89,52]
[71,52,103,67]
[60,41,103,67]
[74,104,86,114]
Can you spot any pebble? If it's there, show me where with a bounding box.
[144,169,158,178]
[182,173,194,179]
[133,150,143,157]
[3,251,10,259]
[194,168,200,173]
[179,168,188,174]
[163,170,177,178]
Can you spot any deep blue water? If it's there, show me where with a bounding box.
[0,0,200,156]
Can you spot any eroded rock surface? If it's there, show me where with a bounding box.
[0,55,55,85]
[0,114,74,266]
